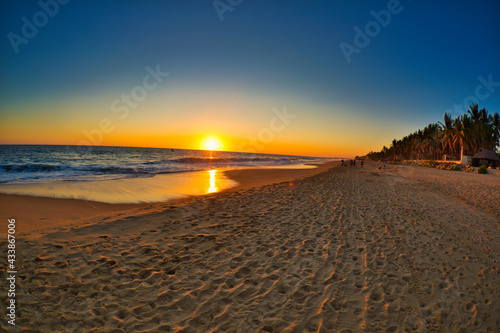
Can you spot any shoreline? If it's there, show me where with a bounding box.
[223,161,338,191]
[0,161,339,235]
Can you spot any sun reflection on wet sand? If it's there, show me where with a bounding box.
[0,169,238,204]
[0,164,325,204]
[207,170,218,193]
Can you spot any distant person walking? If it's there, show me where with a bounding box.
[350,160,353,167]
[383,161,386,169]
[353,160,356,166]
[341,159,344,166]
[361,160,364,167]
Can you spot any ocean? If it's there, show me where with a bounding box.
[0,145,329,184]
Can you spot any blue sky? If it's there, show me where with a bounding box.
[1,0,499,156]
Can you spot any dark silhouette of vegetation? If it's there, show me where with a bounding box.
[365,104,500,161]
[478,165,488,174]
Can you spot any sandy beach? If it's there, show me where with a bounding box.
[1,161,499,332]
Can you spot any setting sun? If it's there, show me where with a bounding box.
[200,136,224,151]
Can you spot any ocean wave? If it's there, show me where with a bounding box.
[0,163,149,175]
[0,163,64,173]
[87,166,150,174]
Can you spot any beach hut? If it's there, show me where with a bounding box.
[472,148,500,168]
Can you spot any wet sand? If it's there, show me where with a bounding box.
[1,161,499,332]
[0,162,336,235]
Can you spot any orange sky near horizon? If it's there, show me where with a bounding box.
[0,85,415,158]
[0,104,411,158]
[0,84,421,158]
[0,127,394,158]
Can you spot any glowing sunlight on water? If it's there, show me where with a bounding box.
[207,170,218,193]
[0,169,238,204]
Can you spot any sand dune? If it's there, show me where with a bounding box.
[2,162,499,332]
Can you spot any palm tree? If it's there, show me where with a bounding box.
[422,123,440,159]
[452,117,465,163]
[479,107,490,149]
[467,103,482,151]
[439,113,455,159]
[491,113,500,153]
[391,139,398,160]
